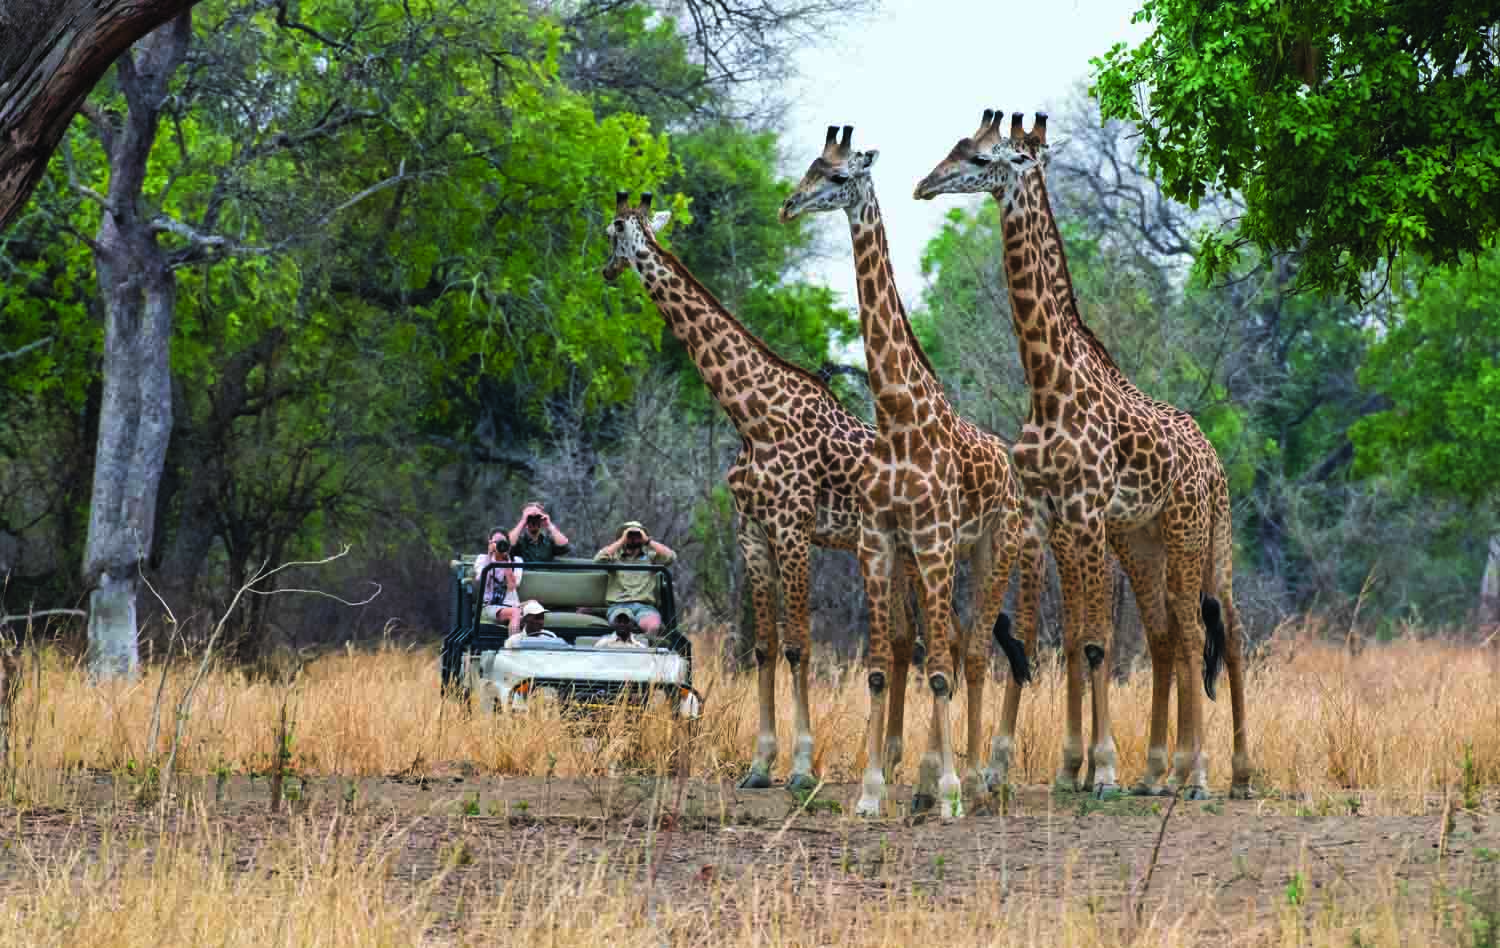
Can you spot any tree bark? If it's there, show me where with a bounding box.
[1481,533,1500,628]
[81,14,188,679]
[0,0,202,231]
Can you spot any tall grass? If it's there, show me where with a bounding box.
[6,622,1500,799]
[1,803,1495,947]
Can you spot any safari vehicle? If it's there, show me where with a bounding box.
[441,556,702,718]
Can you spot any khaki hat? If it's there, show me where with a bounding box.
[621,520,646,533]
[521,599,546,616]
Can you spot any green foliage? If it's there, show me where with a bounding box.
[1092,0,1500,303]
[1352,249,1500,506]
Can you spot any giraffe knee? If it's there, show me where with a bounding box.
[1084,644,1106,670]
[928,671,951,699]
[783,647,802,668]
[867,670,887,694]
[754,647,770,667]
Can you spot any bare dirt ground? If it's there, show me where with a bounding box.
[5,766,1497,941]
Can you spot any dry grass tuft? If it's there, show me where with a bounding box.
[5,622,1500,803]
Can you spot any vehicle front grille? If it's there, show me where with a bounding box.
[530,678,652,707]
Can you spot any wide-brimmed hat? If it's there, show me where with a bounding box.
[521,599,546,616]
[621,520,646,533]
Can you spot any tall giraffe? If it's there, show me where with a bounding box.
[914,110,1252,799]
[781,127,1030,819]
[601,190,925,792]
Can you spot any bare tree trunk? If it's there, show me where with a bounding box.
[0,0,201,231]
[81,15,189,679]
[1481,533,1500,628]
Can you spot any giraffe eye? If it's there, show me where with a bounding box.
[829,172,850,184]
[969,154,993,166]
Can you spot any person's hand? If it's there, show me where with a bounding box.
[539,512,551,527]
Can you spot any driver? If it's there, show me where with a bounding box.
[593,520,675,636]
[504,600,567,649]
[595,612,651,649]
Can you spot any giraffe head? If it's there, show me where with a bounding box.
[912,109,1051,207]
[602,190,673,283]
[778,124,880,222]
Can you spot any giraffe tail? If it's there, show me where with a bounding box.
[993,612,1031,685]
[1199,492,1231,701]
[1201,594,1225,702]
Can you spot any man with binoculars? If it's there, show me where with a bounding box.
[508,500,572,562]
[593,519,676,636]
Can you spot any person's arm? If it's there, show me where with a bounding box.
[505,556,523,594]
[595,534,626,561]
[648,539,676,565]
[508,506,535,546]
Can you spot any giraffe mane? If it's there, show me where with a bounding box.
[1030,161,1124,376]
[640,228,861,407]
[857,194,943,382]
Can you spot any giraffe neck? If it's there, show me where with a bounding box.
[994,176,1133,397]
[843,190,948,428]
[1000,176,1153,400]
[636,242,827,431]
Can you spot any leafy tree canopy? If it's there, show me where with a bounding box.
[1091,0,1500,304]
[1352,247,1500,506]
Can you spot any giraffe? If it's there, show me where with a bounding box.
[913,109,1252,799]
[601,190,929,792]
[780,126,1031,819]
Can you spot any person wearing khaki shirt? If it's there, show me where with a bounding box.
[594,520,675,635]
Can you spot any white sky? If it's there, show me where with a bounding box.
[782,0,1151,331]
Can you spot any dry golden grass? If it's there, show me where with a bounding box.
[5,622,1500,799]
[0,802,1495,948]
[5,622,1500,947]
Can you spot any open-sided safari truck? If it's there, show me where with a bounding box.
[441,557,701,718]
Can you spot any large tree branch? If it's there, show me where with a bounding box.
[0,0,204,231]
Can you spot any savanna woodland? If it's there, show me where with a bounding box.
[2,0,1500,944]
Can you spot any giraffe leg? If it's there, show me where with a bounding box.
[1209,492,1254,799]
[771,526,817,792]
[913,545,963,820]
[856,530,898,818]
[970,516,1022,797]
[913,687,942,814]
[884,566,914,783]
[1166,545,1209,800]
[1113,530,1174,796]
[1051,528,1088,792]
[736,518,780,790]
[1075,515,1120,797]
[992,529,1043,792]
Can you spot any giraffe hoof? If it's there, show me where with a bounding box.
[911,792,936,815]
[1183,787,1211,802]
[1052,778,1080,794]
[785,772,818,794]
[1230,787,1256,801]
[738,770,773,790]
[1129,783,1160,797]
[980,769,1007,795]
[1093,783,1122,801]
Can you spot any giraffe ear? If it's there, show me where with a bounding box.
[853,149,879,172]
[649,210,672,233]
